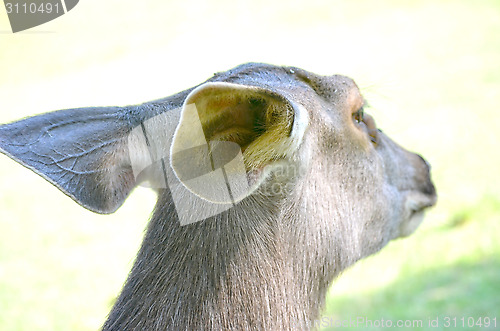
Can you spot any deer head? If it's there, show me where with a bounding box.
[0,63,436,330]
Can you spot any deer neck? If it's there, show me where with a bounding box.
[102,189,330,330]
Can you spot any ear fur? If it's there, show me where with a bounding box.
[170,82,308,203]
[0,81,310,214]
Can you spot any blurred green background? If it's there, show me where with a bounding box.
[0,0,499,330]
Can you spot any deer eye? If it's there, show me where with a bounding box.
[353,107,364,124]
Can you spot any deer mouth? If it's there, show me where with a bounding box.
[410,194,437,214]
[398,191,437,237]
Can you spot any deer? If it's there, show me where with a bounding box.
[0,63,436,330]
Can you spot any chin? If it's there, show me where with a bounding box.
[397,210,426,238]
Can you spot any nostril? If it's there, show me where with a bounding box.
[423,181,436,197]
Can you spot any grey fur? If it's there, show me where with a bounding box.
[0,63,436,330]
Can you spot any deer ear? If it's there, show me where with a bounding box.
[0,107,137,214]
[170,82,308,204]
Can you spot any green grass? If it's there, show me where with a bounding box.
[0,0,499,330]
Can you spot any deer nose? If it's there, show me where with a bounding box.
[416,154,431,171]
[414,154,436,198]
